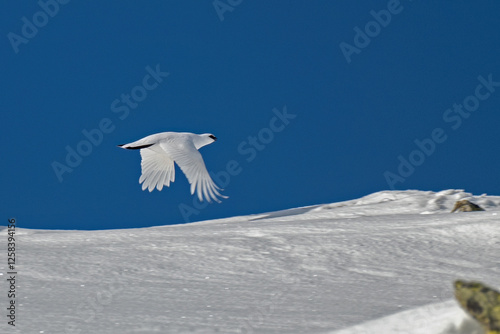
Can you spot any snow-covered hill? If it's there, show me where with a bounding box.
[3,190,500,333]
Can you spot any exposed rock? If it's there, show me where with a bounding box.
[454,280,500,334]
[451,200,485,213]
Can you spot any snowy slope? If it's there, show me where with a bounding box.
[2,189,500,333]
[328,300,484,334]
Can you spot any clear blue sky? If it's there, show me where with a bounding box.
[2,1,500,230]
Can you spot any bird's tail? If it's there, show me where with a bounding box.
[118,143,154,150]
[118,136,157,150]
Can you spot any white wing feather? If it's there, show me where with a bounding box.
[159,141,227,203]
[139,146,175,192]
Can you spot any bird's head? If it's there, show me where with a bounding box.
[194,133,218,149]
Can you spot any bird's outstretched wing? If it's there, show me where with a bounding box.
[139,146,175,192]
[160,141,227,203]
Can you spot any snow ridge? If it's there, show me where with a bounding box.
[4,189,500,333]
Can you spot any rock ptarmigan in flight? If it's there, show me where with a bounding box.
[119,132,227,203]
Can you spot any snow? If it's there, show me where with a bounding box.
[3,189,500,333]
[328,301,484,334]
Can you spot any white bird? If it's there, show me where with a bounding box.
[118,132,227,203]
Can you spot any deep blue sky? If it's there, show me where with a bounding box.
[2,1,500,230]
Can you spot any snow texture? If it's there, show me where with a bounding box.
[2,189,500,333]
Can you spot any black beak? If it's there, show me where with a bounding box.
[209,135,217,141]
